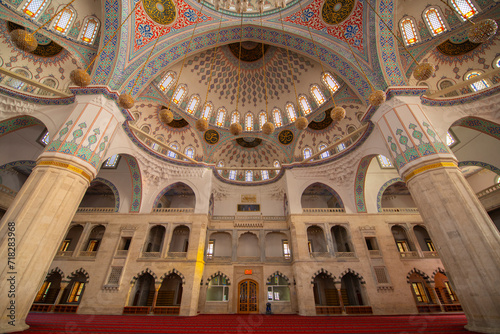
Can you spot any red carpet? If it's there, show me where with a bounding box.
[12,313,478,333]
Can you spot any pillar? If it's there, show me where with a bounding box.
[372,93,500,333]
[0,93,125,333]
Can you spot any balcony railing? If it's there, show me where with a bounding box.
[0,184,17,196]
[115,250,129,257]
[141,252,161,258]
[336,252,356,258]
[303,208,346,213]
[152,208,194,213]
[206,256,232,262]
[236,256,260,262]
[476,183,500,199]
[78,251,97,257]
[422,251,439,258]
[76,207,114,213]
[168,252,187,258]
[265,256,292,262]
[399,251,419,259]
[56,251,74,257]
[368,250,382,257]
[310,252,330,258]
[381,208,419,213]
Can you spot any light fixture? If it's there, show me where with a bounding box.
[10,0,76,53]
[468,19,498,44]
[159,107,174,124]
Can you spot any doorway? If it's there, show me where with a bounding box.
[238,279,258,313]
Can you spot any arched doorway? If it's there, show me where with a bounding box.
[238,280,258,314]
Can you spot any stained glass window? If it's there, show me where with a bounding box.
[6,69,29,90]
[52,8,75,34]
[259,112,267,129]
[168,144,178,158]
[303,147,312,159]
[40,130,50,146]
[201,103,213,120]
[319,144,329,159]
[172,86,186,105]
[216,108,226,127]
[245,170,253,182]
[424,7,447,36]
[337,142,346,152]
[229,170,236,180]
[186,96,199,114]
[245,113,253,131]
[23,0,49,18]
[81,17,99,44]
[400,18,418,45]
[274,160,281,174]
[446,132,456,146]
[466,71,489,91]
[159,73,175,91]
[299,96,312,115]
[262,170,269,180]
[377,155,393,168]
[217,161,224,175]
[104,154,120,168]
[286,104,297,122]
[231,111,240,124]
[273,109,282,127]
[322,72,340,93]
[311,85,325,105]
[450,0,477,20]
[185,147,194,159]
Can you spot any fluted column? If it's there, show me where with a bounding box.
[372,92,500,334]
[0,93,125,333]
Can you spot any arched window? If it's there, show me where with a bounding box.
[231,111,240,124]
[6,69,30,90]
[52,7,76,34]
[81,17,99,44]
[38,77,57,96]
[377,155,393,168]
[273,109,282,127]
[322,72,340,93]
[84,225,105,252]
[319,143,329,159]
[172,86,187,105]
[216,108,226,127]
[206,275,229,301]
[423,7,447,36]
[267,274,290,301]
[159,73,175,92]
[446,131,457,146]
[168,143,179,158]
[22,0,49,18]
[103,154,120,168]
[217,161,224,175]
[185,147,194,159]
[245,113,253,131]
[286,103,297,122]
[261,170,269,180]
[299,96,312,115]
[337,140,346,152]
[465,71,490,91]
[450,0,477,20]
[311,85,325,105]
[141,125,151,134]
[186,96,199,114]
[229,170,236,180]
[274,160,281,174]
[259,111,267,129]
[201,103,213,120]
[400,17,419,45]
[494,55,500,68]
[144,225,166,254]
[245,170,253,182]
[303,147,312,160]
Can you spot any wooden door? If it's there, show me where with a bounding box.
[238,280,258,313]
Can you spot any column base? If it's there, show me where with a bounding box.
[465,323,500,334]
[0,321,30,333]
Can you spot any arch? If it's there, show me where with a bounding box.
[0,115,43,139]
[301,182,345,209]
[311,85,325,105]
[312,270,339,310]
[130,268,158,284]
[144,225,166,254]
[92,177,120,212]
[51,6,76,35]
[66,268,90,283]
[399,16,419,46]
[264,232,289,258]
[80,16,100,44]
[321,72,340,93]
[331,225,353,253]
[376,177,404,212]
[307,226,328,253]
[231,111,240,124]
[216,108,227,127]
[431,267,447,280]
[237,232,260,257]
[207,231,232,258]
[160,268,185,285]
[406,268,430,283]
[354,155,377,213]
[391,224,415,254]
[285,103,297,123]
[451,117,500,142]
[60,270,88,305]
[339,269,366,284]
[422,6,447,36]
[168,225,190,253]
[22,0,49,18]
[450,0,478,20]
[130,272,156,306]
[186,95,200,114]
[201,102,213,120]
[45,267,65,280]
[266,272,290,285]
[34,270,62,304]
[83,225,106,252]
[465,70,490,92]
[245,112,254,131]
[157,272,183,306]
[206,271,231,286]
[59,224,84,253]
[340,272,367,306]
[298,95,312,115]
[413,225,436,252]
[153,181,196,209]
[272,108,282,127]
[458,161,500,176]
[158,72,175,92]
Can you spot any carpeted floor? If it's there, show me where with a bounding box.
[11,313,479,333]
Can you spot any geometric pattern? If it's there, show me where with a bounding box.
[451,116,500,141]
[92,177,120,212]
[354,155,376,213]
[0,115,42,138]
[376,177,403,212]
[123,155,142,212]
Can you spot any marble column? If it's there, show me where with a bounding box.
[372,93,500,334]
[0,93,125,333]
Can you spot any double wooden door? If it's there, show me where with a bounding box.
[238,280,258,313]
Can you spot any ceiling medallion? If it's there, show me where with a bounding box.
[278,130,294,145]
[142,0,176,25]
[308,110,333,131]
[321,0,355,25]
[228,42,270,62]
[204,129,220,144]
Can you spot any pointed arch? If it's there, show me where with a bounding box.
[266,272,290,285]
[206,271,231,285]
[66,268,89,283]
[130,268,158,284]
[406,268,430,283]
[46,267,64,280]
[311,268,336,284]
[431,267,447,280]
[339,268,366,284]
[92,177,120,212]
[376,177,404,212]
[160,268,185,285]
[123,155,142,212]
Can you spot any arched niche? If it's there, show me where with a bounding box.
[301,182,344,209]
[130,273,155,307]
[237,232,260,258]
[379,181,416,210]
[78,179,119,210]
[154,182,196,209]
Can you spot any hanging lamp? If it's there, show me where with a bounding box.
[70,1,142,87]
[344,36,386,106]
[10,0,76,53]
[297,0,345,124]
[229,9,245,136]
[259,4,274,135]
[277,4,307,130]
[362,0,435,81]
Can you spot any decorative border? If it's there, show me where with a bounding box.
[152,182,195,209]
[404,162,457,183]
[0,115,41,137]
[354,155,377,213]
[376,177,403,212]
[0,85,74,105]
[206,271,231,286]
[452,117,500,141]
[362,87,427,122]
[458,161,500,176]
[123,155,142,212]
[421,85,500,107]
[0,160,36,171]
[38,160,92,182]
[130,268,158,284]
